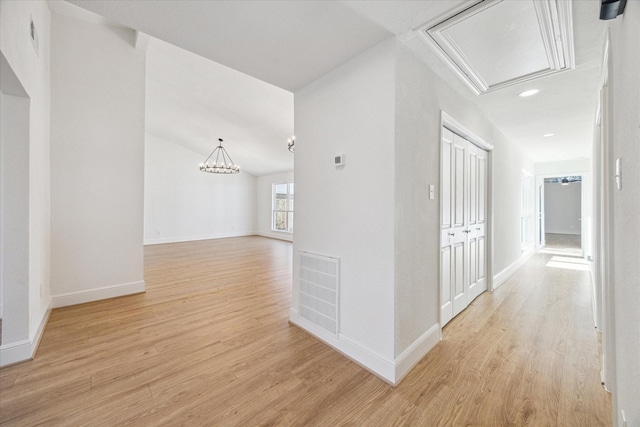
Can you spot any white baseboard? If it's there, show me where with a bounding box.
[144,232,255,245]
[256,232,293,242]
[545,231,581,236]
[290,310,442,386]
[289,309,396,384]
[493,246,535,289]
[31,301,51,354]
[0,301,51,367]
[52,280,145,308]
[0,339,31,367]
[394,323,441,384]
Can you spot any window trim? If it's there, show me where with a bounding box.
[272,182,294,233]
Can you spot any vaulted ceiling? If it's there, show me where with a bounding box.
[63,0,607,174]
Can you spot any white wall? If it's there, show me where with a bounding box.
[144,133,257,244]
[0,92,30,346]
[293,39,397,375]
[491,135,536,273]
[293,38,534,384]
[256,171,293,242]
[394,41,534,362]
[608,3,640,425]
[544,182,582,235]
[535,158,590,175]
[50,11,145,307]
[0,0,52,365]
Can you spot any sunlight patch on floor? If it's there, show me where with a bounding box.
[546,255,589,271]
[540,248,582,256]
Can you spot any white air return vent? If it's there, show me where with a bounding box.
[418,0,575,94]
[299,251,339,336]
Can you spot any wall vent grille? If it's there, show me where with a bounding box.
[299,251,339,335]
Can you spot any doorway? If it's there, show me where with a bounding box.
[539,175,583,257]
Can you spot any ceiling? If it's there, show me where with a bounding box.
[419,0,575,94]
[63,0,608,171]
[145,38,294,176]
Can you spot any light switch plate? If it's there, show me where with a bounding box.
[429,185,435,200]
[615,158,621,190]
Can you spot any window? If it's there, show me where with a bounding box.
[272,182,294,233]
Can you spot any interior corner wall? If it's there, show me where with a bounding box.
[0,0,52,353]
[144,133,257,244]
[292,38,397,375]
[393,41,534,358]
[50,12,145,307]
[256,171,293,242]
[544,182,582,235]
[608,2,640,425]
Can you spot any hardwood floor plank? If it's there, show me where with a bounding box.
[0,237,610,425]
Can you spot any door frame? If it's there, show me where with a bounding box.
[534,172,589,258]
[440,112,494,329]
[537,179,545,249]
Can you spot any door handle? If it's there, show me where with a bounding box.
[476,227,480,230]
[463,230,471,234]
[448,232,455,236]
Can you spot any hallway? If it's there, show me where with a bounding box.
[416,251,610,424]
[0,238,610,425]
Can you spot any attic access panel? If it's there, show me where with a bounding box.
[418,0,575,94]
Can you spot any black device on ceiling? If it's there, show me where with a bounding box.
[600,0,627,20]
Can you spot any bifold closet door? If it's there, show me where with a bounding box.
[441,128,488,327]
[466,143,487,303]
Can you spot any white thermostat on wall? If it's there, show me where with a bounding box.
[334,154,345,167]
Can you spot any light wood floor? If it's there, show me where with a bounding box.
[544,233,582,256]
[0,236,610,425]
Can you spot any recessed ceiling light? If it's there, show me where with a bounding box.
[518,89,539,97]
[543,133,555,137]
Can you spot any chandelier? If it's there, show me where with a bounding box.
[287,136,295,153]
[199,138,240,174]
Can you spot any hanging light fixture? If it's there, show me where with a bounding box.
[287,136,295,153]
[561,177,569,185]
[199,138,240,174]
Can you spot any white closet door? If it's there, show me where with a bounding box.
[466,143,487,302]
[451,133,468,318]
[440,128,454,325]
[441,128,488,327]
